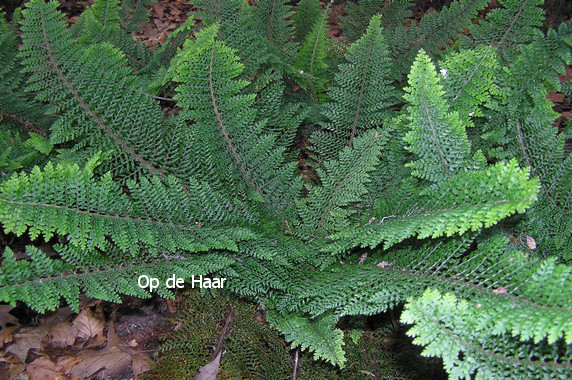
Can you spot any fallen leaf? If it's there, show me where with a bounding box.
[193,352,222,380]
[548,91,565,103]
[493,287,508,295]
[26,355,66,380]
[38,306,74,326]
[56,355,81,374]
[377,261,392,269]
[0,305,19,329]
[151,3,164,18]
[42,322,79,350]
[72,306,105,343]
[526,236,537,250]
[26,354,80,380]
[166,299,177,314]
[0,352,25,378]
[70,321,151,379]
[0,326,18,348]
[5,326,50,363]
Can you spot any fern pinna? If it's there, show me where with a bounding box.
[0,0,571,378]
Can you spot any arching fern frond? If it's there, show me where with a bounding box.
[173,24,300,218]
[0,162,255,256]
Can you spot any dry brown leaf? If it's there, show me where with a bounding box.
[526,236,537,250]
[0,326,19,348]
[548,91,566,103]
[0,305,19,329]
[0,352,25,378]
[38,306,74,326]
[4,326,51,363]
[72,306,105,343]
[26,354,78,380]
[166,299,177,314]
[70,321,151,379]
[56,355,81,374]
[193,352,222,380]
[42,322,79,351]
[493,287,508,295]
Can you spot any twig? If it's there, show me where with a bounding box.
[292,348,300,380]
[213,307,235,359]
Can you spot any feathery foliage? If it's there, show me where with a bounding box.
[311,15,396,160]
[0,0,570,377]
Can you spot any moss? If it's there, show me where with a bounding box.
[147,292,421,379]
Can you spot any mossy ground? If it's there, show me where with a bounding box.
[145,290,445,379]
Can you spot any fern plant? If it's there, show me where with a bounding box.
[0,0,571,378]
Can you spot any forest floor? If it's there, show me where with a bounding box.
[0,0,571,379]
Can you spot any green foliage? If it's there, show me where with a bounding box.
[440,45,503,123]
[151,292,292,379]
[402,287,572,379]
[466,0,545,57]
[1,1,571,378]
[295,7,331,101]
[267,310,346,367]
[0,128,52,179]
[342,0,413,42]
[328,160,538,252]
[0,245,234,312]
[119,0,155,32]
[387,0,488,77]
[311,15,396,161]
[172,24,301,217]
[194,0,270,77]
[248,0,298,69]
[403,50,484,183]
[296,131,382,239]
[0,162,255,255]
[77,4,151,69]
[0,11,52,138]
[293,0,322,43]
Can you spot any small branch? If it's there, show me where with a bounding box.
[213,307,235,359]
[292,348,300,380]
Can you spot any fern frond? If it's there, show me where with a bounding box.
[311,15,396,161]
[387,0,488,77]
[0,245,234,312]
[342,0,413,42]
[403,50,484,183]
[293,0,322,42]
[466,0,545,57]
[19,0,180,182]
[248,0,298,68]
[327,160,538,253]
[295,6,331,101]
[173,24,300,217]
[194,0,270,77]
[296,131,382,239]
[0,162,255,255]
[120,0,155,33]
[401,287,572,379]
[77,6,151,69]
[0,11,52,136]
[267,310,346,367]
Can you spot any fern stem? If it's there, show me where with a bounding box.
[0,111,47,137]
[348,37,372,148]
[207,44,263,196]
